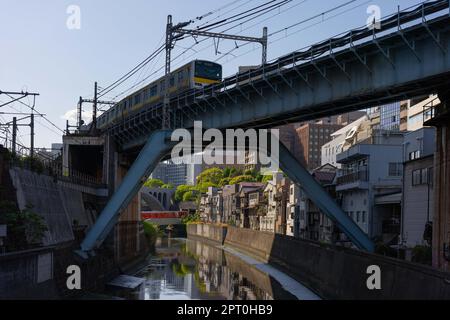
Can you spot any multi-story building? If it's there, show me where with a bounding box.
[286,183,301,237]
[222,184,239,225]
[151,156,203,187]
[236,182,265,229]
[150,159,187,187]
[200,187,223,223]
[401,128,435,256]
[321,115,369,168]
[274,177,290,235]
[400,95,438,131]
[261,173,283,233]
[368,102,401,131]
[244,124,302,172]
[336,131,404,245]
[423,93,450,271]
[295,164,338,243]
[296,122,343,170]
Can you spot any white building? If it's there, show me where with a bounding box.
[286,183,301,237]
[336,131,404,242]
[321,115,369,168]
[260,172,283,233]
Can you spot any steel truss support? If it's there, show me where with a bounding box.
[76,130,176,258]
[276,139,375,252]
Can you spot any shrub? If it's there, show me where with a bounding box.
[411,245,432,265]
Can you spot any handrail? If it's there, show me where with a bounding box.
[103,0,450,136]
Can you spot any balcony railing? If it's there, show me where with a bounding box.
[337,170,368,185]
[423,96,445,123]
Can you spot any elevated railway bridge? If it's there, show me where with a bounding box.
[63,0,450,258]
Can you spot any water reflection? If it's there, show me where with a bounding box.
[110,238,297,300]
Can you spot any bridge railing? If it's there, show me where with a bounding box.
[105,0,450,143]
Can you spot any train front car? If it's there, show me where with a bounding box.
[192,60,222,88]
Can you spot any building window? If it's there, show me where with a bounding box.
[362,211,366,223]
[388,163,402,176]
[409,150,421,161]
[356,211,360,223]
[412,169,422,186]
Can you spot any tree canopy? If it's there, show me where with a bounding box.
[144,178,165,188]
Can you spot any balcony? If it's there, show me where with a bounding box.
[424,96,448,126]
[337,170,368,185]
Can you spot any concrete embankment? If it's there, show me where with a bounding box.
[187,223,450,299]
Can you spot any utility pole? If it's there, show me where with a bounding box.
[0,91,39,108]
[12,117,17,156]
[72,84,114,135]
[77,96,83,129]
[162,15,268,129]
[0,113,43,157]
[30,112,34,158]
[93,82,98,131]
[163,15,174,130]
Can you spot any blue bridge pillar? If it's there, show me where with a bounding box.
[76,130,176,258]
[277,141,374,252]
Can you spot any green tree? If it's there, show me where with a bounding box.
[182,190,195,202]
[223,167,231,178]
[229,167,243,178]
[144,178,164,188]
[229,175,256,185]
[196,167,224,186]
[261,174,273,183]
[161,183,174,189]
[219,177,231,187]
[175,185,195,202]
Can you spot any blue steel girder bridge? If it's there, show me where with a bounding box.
[77,0,450,258]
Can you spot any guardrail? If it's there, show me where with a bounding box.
[337,170,369,185]
[105,0,450,139]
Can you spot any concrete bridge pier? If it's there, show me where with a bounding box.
[77,129,375,258]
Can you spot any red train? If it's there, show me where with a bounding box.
[141,211,188,221]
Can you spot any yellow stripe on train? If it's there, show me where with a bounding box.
[194,77,221,85]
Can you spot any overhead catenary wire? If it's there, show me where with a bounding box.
[108,0,299,101]
[216,0,366,62]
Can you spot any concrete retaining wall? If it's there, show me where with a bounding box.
[9,168,93,246]
[0,247,58,299]
[188,224,450,300]
[186,224,227,245]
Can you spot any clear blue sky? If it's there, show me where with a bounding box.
[0,0,424,148]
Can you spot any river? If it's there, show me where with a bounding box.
[104,237,320,300]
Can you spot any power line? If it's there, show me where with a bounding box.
[200,0,291,32]
[110,1,299,101]
[97,44,166,99]
[217,0,367,63]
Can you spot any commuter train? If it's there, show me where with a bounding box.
[96,60,223,130]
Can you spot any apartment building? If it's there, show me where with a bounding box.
[336,131,404,244]
[401,128,436,254]
[296,122,343,170]
[294,164,338,243]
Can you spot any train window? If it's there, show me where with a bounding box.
[134,93,141,105]
[178,71,184,82]
[150,85,157,97]
[127,97,132,108]
[160,80,165,93]
[170,76,175,87]
[195,60,222,80]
